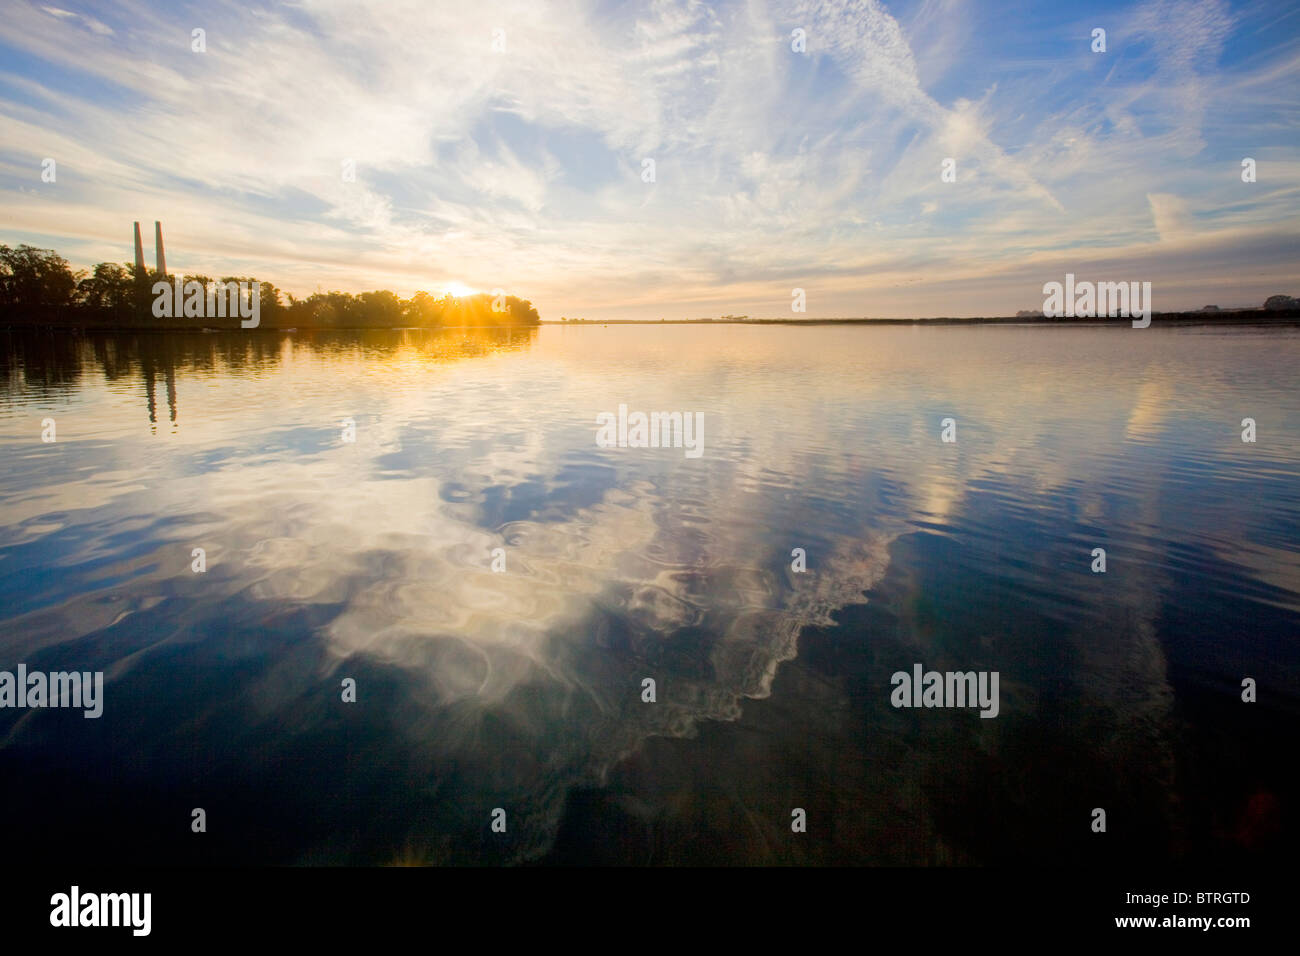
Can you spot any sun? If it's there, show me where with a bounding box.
[441,281,478,298]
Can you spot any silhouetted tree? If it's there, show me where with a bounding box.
[0,245,80,321]
[0,243,544,328]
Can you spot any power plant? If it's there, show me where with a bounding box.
[133,221,167,276]
[154,221,166,276]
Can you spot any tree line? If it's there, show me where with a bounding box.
[0,244,541,329]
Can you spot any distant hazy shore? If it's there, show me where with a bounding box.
[545,308,1300,326]
[6,308,1300,333]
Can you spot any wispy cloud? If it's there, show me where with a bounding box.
[0,0,1296,316]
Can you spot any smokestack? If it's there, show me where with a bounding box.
[154,221,166,276]
[133,221,145,275]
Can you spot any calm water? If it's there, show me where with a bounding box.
[1,324,1297,865]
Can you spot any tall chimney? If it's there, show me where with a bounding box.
[154,221,166,276]
[133,221,145,275]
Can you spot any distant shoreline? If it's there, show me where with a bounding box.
[5,308,1300,333]
[545,309,1300,326]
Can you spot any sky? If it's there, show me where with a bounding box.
[0,0,1297,319]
